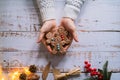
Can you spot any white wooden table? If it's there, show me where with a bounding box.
[0,0,120,80]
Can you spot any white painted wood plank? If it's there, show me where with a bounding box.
[77,0,120,31]
[0,0,65,31]
[0,32,120,51]
[0,0,41,31]
[40,73,120,80]
[0,0,120,79]
[0,52,120,72]
[0,0,120,31]
[37,73,120,80]
[1,73,120,80]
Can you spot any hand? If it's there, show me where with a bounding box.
[60,18,78,51]
[60,17,78,42]
[37,20,57,53]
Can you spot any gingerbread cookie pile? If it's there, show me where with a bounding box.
[43,26,72,54]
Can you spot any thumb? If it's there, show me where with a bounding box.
[52,26,58,32]
[37,32,45,43]
[72,32,79,42]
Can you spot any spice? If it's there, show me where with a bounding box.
[29,65,37,73]
[53,68,80,80]
[19,73,27,80]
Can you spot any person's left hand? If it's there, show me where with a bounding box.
[59,17,79,50]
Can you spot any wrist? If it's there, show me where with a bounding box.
[61,17,74,25]
[62,17,74,21]
[63,4,80,20]
[43,19,56,23]
[42,19,56,28]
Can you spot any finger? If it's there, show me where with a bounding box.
[64,45,70,51]
[41,38,52,53]
[37,32,45,43]
[72,32,79,42]
[52,26,58,32]
[59,21,63,27]
[46,45,52,53]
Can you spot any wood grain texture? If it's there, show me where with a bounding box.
[0,32,120,51]
[0,0,120,80]
[0,0,120,31]
[1,73,120,80]
[44,73,120,80]
[0,51,120,72]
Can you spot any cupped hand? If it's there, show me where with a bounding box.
[60,17,79,51]
[60,17,78,42]
[37,19,57,53]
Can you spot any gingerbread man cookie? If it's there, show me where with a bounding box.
[43,26,72,54]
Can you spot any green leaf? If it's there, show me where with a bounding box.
[84,77,95,80]
[84,78,91,80]
[103,61,108,80]
[107,72,112,80]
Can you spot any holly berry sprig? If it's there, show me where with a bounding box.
[84,61,103,80]
[84,61,112,80]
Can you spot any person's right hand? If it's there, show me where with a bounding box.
[37,20,57,53]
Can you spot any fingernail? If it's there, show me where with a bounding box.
[37,39,41,43]
[76,39,79,42]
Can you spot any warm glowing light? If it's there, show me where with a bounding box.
[0,66,6,80]
[12,71,20,80]
[24,67,31,75]
[0,76,6,80]
[1,78,4,80]
[0,66,31,80]
[0,66,2,75]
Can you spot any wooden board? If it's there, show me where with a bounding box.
[23,73,120,80]
[0,32,120,51]
[0,0,120,80]
[1,73,120,80]
[0,0,120,31]
[0,51,120,72]
[37,73,120,80]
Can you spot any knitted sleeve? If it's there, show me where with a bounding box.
[37,0,56,22]
[63,0,86,20]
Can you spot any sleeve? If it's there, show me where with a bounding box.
[63,0,86,20]
[37,0,56,22]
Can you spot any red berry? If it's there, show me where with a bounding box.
[94,71,98,75]
[87,68,92,72]
[84,65,88,68]
[93,68,96,71]
[84,61,88,64]
[98,76,103,80]
[91,68,94,72]
[90,73,93,76]
[96,72,99,75]
[90,72,94,76]
[97,72,101,76]
[86,68,90,72]
[89,68,92,71]
[92,71,95,75]
[87,64,91,67]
